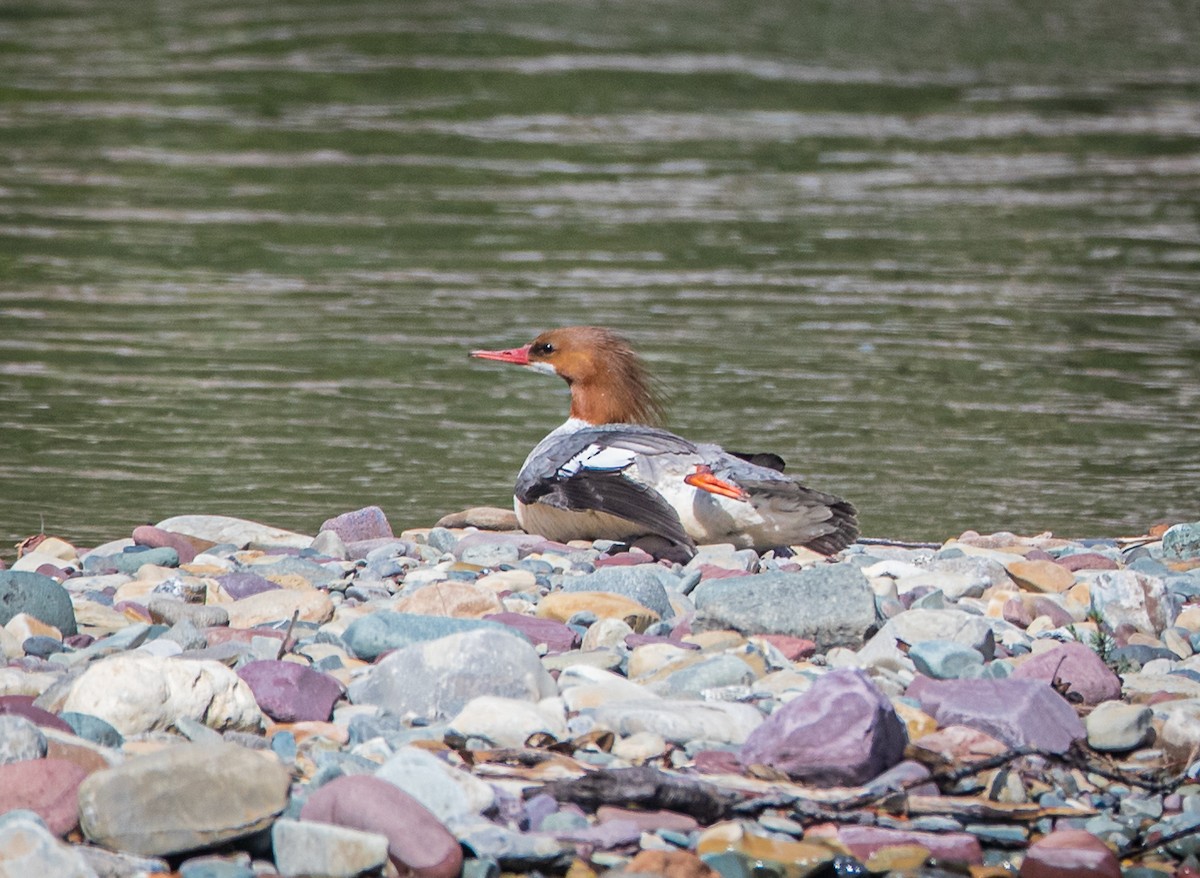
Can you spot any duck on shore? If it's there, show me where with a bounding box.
[471,326,858,558]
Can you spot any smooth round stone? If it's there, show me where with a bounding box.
[60,712,124,749]
[341,612,506,662]
[652,654,758,696]
[1007,559,1076,593]
[560,566,680,620]
[222,588,334,628]
[132,525,204,564]
[300,775,462,878]
[1085,701,1153,752]
[78,741,291,857]
[0,571,78,637]
[21,636,64,659]
[394,581,504,618]
[0,714,47,764]
[909,639,985,679]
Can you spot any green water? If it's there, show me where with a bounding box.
[2,0,1198,552]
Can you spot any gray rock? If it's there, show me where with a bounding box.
[1085,569,1177,636]
[0,715,47,764]
[458,539,520,568]
[271,818,389,878]
[159,618,210,652]
[78,742,290,857]
[79,847,171,878]
[341,612,508,662]
[0,571,78,636]
[347,628,557,720]
[690,566,875,649]
[560,565,680,620]
[59,713,123,749]
[649,654,758,696]
[0,811,98,878]
[739,668,907,786]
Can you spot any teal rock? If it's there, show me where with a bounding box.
[560,565,680,620]
[1164,521,1200,561]
[691,566,875,649]
[60,712,124,749]
[342,612,507,662]
[179,856,255,878]
[909,640,985,680]
[83,547,179,575]
[0,570,78,636]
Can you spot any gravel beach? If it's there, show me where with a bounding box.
[2,507,1200,878]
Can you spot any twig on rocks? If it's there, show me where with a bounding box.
[855,537,944,549]
[276,610,300,660]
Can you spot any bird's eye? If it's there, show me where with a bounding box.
[533,342,555,355]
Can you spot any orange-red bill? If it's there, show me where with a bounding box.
[469,344,532,365]
[685,467,750,502]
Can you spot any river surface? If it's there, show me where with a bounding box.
[2,0,1199,550]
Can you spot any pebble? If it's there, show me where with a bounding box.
[1,512,1196,875]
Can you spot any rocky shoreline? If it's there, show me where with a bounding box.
[2,507,1199,878]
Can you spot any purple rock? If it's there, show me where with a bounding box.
[554,817,642,848]
[319,506,394,543]
[483,613,580,654]
[236,660,344,723]
[217,572,281,600]
[739,668,907,786]
[1028,597,1076,629]
[1010,641,1121,705]
[0,695,74,734]
[132,525,199,564]
[300,775,462,878]
[906,676,1085,753]
[522,792,560,831]
[0,758,89,836]
[1056,552,1119,572]
[838,825,982,864]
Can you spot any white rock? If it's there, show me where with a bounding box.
[1155,699,1200,765]
[1086,701,1153,752]
[272,818,388,878]
[587,699,762,745]
[375,746,495,823]
[448,695,567,748]
[856,608,1029,673]
[612,730,668,764]
[1084,569,1178,635]
[155,514,313,550]
[581,617,634,651]
[56,654,263,736]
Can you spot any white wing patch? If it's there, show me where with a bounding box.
[555,443,637,479]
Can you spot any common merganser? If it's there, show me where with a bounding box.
[471,326,858,557]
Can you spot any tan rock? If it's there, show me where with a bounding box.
[476,569,537,594]
[623,849,719,878]
[1176,606,1200,632]
[72,601,135,634]
[393,581,504,619]
[4,612,61,643]
[1007,559,1076,593]
[535,591,658,632]
[893,700,938,740]
[434,506,521,530]
[224,588,334,628]
[865,845,931,872]
[683,630,747,652]
[113,579,158,603]
[628,643,701,679]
